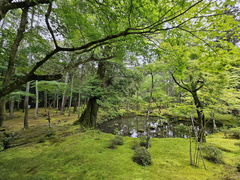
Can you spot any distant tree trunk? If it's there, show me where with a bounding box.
[9,98,14,119]
[211,111,218,132]
[44,90,48,111]
[16,98,20,111]
[56,93,59,113]
[60,73,69,115]
[23,81,30,129]
[73,100,78,113]
[0,97,6,127]
[77,91,81,117]
[34,80,39,118]
[68,72,75,116]
[146,72,154,149]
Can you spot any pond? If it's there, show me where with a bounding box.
[98,116,217,138]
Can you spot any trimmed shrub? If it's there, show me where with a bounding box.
[133,147,152,166]
[132,140,140,150]
[202,144,223,164]
[139,136,150,148]
[108,135,124,149]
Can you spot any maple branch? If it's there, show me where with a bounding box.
[45,2,58,48]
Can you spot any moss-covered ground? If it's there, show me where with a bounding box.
[0,109,239,180]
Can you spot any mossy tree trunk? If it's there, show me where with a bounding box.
[76,97,99,127]
[75,61,106,128]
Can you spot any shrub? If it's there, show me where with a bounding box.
[234,142,240,147]
[139,136,150,148]
[132,140,140,150]
[237,164,240,172]
[174,124,190,138]
[202,144,223,164]
[222,127,240,139]
[108,135,124,149]
[133,147,152,166]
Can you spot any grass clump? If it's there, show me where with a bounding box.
[202,143,223,164]
[108,135,124,149]
[133,147,152,166]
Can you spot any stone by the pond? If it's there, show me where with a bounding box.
[137,129,144,133]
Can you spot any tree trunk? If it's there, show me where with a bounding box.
[60,73,69,115]
[74,97,99,127]
[191,91,206,142]
[9,98,14,119]
[73,100,78,113]
[146,72,154,149]
[77,91,81,117]
[68,73,75,116]
[74,61,106,127]
[34,80,39,118]
[23,81,30,129]
[0,8,29,127]
[0,97,6,127]
[44,90,48,111]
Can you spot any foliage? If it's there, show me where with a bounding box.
[222,127,240,139]
[237,164,240,172]
[234,142,240,147]
[108,135,124,149]
[139,135,151,148]
[0,132,14,151]
[202,143,223,164]
[133,147,152,166]
[0,112,239,180]
[174,124,190,138]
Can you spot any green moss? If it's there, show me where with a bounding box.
[0,127,239,179]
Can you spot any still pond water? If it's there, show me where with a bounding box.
[98,116,216,138]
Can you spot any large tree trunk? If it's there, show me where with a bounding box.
[74,61,106,127]
[74,97,99,127]
[0,7,29,127]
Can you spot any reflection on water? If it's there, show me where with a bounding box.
[98,116,202,138]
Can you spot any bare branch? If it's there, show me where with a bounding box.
[45,2,58,48]
[177,27,217,53]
